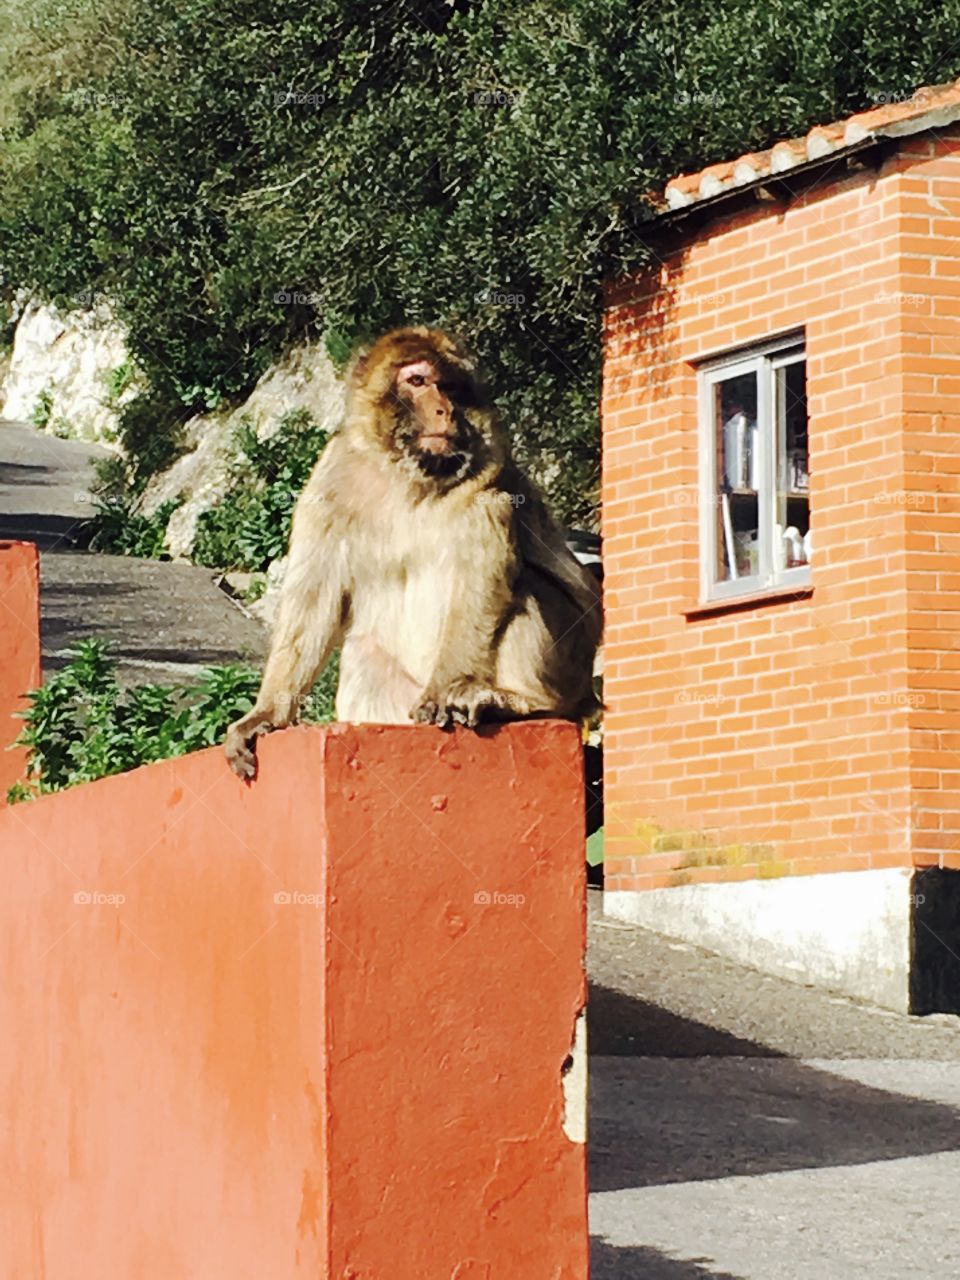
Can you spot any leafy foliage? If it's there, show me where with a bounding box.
[86,406,326,566]
[102,357,136,407]
[114,389,189,489]
[4,0,960,519]
[7,639,339,800]
[30,386,54,430]
[86,423,182,557]
[88,495,179,558]
[193,408,328,571]
[241,575,268,604]
[90,451,129,498]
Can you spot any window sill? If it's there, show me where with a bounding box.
[683,583,813,620]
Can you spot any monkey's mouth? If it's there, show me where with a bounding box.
[417,432,455,456]
[413,438,470,478]
[397,414,478,481]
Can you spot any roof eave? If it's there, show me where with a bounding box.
[650,136,892,235]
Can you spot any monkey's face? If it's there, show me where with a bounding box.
[347,327,506,486]
[390,359,478,479]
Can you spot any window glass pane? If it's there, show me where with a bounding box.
[775,360,809,569]
[714,371,759,583]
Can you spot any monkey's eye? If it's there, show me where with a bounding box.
[406,374,426,387]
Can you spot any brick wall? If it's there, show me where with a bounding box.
[601,130,960,894]
[895,132,960,868]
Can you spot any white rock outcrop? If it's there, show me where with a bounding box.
[140,413,236,559]
[138,339,345,559]
[2,300,345,570]
[0,299,132,444]
[252,554,290,626]
[240,341,344,439]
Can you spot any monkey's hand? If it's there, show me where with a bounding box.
[412,679,528,730]
[224,713,276,780]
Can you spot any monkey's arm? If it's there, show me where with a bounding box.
[225,455,350,778]
[514,484,602,647]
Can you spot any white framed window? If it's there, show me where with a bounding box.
[698,333,810,602]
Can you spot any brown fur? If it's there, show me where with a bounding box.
[225,326,601,779]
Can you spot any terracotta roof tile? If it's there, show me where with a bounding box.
[662,79,960,213]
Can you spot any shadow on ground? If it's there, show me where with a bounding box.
[588,981,960,1193]
[590,1240,741,1279]
[588,982,783,1058]
[0,460,62,486]
[0,511,91,549]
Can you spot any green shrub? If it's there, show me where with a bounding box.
[7,640,339,800]
[0,294,16,353]
[242,575,268,604]
[91,452,130,499]
[88,495,180,558]
[86,444,182,557]
[193,409,328,571]
[193,489,289,571]
[114,389,189,491]
[86,407,326,568]
[103,358,136,407]
[30,386,54,429]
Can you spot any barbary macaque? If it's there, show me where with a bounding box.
[225,325,601,779]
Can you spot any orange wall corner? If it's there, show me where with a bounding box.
[0,540,40,801]
[0,720,588,1278]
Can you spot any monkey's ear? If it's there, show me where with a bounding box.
[444,330,480,378]
[347,349,372,387]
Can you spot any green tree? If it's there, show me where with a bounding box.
[3,0,960,520]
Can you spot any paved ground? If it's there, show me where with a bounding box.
[40,552,267,683]
[0,420,108,549]
[587,888,960,1278]
[0,422,266,683]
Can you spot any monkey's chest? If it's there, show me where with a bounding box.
[350,555,455,683]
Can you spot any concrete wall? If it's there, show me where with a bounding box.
[0,540,40,800]
[0,718,588,1276]
[607,867,915,1010]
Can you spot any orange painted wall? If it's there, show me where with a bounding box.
[601,129,960,893]
[0,720,587,1278]
[0,541,40,802]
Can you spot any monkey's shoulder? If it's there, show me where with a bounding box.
[300,434,399,513]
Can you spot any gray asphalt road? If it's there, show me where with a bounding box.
[0,420,108,547]
[0,421,266,683]
[40,551,267,683]
[587,889,960,1278]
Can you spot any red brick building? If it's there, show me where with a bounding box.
[601,81,960,1011]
